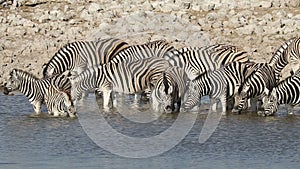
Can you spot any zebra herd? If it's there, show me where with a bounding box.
[3,36,300,117]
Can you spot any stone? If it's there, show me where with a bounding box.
[88,3,101,13]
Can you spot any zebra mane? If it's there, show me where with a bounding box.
[268,37,296,66]
[11,68,39,81]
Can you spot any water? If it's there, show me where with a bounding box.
[1,93,300,169]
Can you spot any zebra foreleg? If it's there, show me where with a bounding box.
[286,105,295,115]
[210,98,218,112]
[32,101,42,114]
[151,91,161,113]
[102,90,113,111]
[220,95,227,115]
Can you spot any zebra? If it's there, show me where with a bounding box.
[45,85,76,117]
[232,63,277,114]
[163,43,250,80]
[259,69,300,116]
[3,69,72,115]
[268,37,300,82]
[151,66,188,113]
[67,57,171,110]
[42,37,129,78]
[181,61,252,114]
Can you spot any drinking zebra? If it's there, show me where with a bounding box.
[269,37,300,82]
[67,57,171,110]
[151,66,188,113]
[45,86,76,117]
[3,69,74,116]
[181,62,252,114]
[42,37,129,77]
[232,63,276,113]
[259,69,300,116]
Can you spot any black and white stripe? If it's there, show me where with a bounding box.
[182,62,251,114]
[163,44,249,80]
[232,63,276,113]
[42,38,129,77]
[151,66,188,113]
[268,37,300,82]
[45,86,76,117]
[110,40,175,64]
[3,69,72,115]
[68,57,171,110]
[260,69,300,116]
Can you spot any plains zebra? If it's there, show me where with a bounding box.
[45,86,76,117]
[67,57,171,110]
[259,69,300,116]
[269,37,300,82]
[181,62,251,114]
[42,38,129,77]
[232,63,276,113]
[110,39,175,64]
[151,66,188,113]
[163,44,249,80]
[3,69,72,115]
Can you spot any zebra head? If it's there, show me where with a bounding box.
[232,84,250,113]
[64,91,77,118]
[153,72,177,113]
[42,63,56,78]
[260,90,279,116]
[3,69,30,95]
[181,77,201,112]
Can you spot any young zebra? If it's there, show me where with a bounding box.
[269,37,300,82]
[68,57,171,110]
[259,69,300,116]
[42,37,129,77]
[232,63,277,113]
[151,66,188,113]
[3,69,73,115]
[163,44,250,80]
[45,86,76,117]
[181,62,251,114]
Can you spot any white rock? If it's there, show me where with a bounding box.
[88,3,101,13]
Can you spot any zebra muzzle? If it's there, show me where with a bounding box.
[3,87,13,95]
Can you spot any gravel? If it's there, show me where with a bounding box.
[0,0,299,85]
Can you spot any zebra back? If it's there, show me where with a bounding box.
[43,38,128,77]
[268,37,299,82]
[69,57,171,101]
[110,40,175,64]
[163,44,249,80]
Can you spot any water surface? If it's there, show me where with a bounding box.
[1,93,300,169]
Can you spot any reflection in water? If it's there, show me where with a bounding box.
[1,94,300,168]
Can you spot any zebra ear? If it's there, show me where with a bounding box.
[264,88,270,96]
[49,68,55,76]
[65,70,79,80]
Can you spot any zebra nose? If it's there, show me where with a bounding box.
[232,107,241,114]
[165,105,172,113]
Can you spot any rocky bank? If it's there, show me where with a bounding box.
[0,0,300,85]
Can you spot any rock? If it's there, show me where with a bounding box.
[88,3,101,13]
